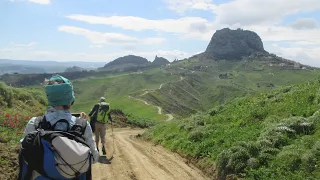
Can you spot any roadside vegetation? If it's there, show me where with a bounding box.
[145,78,320,179]
[0,82,47,180]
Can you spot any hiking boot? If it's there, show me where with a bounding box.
[102,146,106,155]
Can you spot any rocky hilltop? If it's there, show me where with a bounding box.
[151,56,170,66]
[104,55,149,68]
[205,28,268,60]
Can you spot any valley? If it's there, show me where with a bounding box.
[1,28,320,180]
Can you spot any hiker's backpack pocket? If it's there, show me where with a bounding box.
[52,136,91,178]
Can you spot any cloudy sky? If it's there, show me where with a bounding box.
[0,0,320,66]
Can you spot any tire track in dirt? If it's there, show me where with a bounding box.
[92,128,211,180]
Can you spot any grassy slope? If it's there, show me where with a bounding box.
[141,57,320,118]
[144,78,320,179]
[39,69,182,124]
[0,82,47,180]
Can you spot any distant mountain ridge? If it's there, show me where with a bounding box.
[0,59,105,75]
[104,55,149,68]
[64,66,84,72]
[101,55,171,73]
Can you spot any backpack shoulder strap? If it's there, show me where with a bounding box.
[93,103,100,115]
[34,115,45,129]
[71,118,87,135]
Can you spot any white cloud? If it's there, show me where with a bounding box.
[10,42,37,47]
[265,43,320,67]
[0,48,14,52]
[221,0,320,26]
[89,45,103,48]
[58,26,165,45]
[291,41,320,46]
[163,0,216,14]
[242,25,320,44]
[213,0,320,26]
[290,18,319,29]
[28,0,50,4]
[65,15,215,40]
[163,0,320,26]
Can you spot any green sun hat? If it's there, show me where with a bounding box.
[45,75,75,106]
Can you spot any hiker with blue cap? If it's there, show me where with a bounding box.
[18,75,99,180]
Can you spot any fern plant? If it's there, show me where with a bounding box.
[216,115,316,179]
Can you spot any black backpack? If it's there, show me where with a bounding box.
[18,116,92,180]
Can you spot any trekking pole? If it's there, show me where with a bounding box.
[110,118,115,158]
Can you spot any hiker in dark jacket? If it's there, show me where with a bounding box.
[89,97,112,155]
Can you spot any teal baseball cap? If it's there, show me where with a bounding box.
[45,75,75,106]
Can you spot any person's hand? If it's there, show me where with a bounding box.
[80,112,88,120]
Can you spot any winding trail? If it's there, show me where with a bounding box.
[129,83,174,121]
[128,76,185,121]
[92,128,210,180]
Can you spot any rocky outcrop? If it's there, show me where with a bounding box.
[205,28,268,60]
[151,56,170,66]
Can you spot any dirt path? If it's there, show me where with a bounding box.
[165,114,174,121]
[129,83,174,121]
[128,96,174,121]
[92,128,210,180]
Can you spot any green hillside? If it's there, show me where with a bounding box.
[145,77,320,179]
[0,82,47,179]
[138,55,320,118]
[57,69,181,126]
[23,54,320,125]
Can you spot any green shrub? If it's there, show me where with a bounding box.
[301,151,317,172]
[188,129,205,142]
[148,79,320,179]
[0,82,13,108]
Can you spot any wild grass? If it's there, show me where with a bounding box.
[145,78,320,179]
